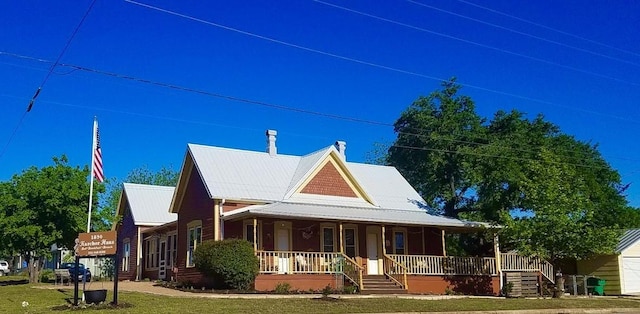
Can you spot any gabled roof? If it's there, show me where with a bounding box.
[185,143,427,211]
[119,183,176,226]
[617,228,640,253]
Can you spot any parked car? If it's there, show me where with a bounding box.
[59,262,91,282]
[0,260,9,276]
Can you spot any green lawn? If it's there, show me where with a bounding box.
[1,284,639,313]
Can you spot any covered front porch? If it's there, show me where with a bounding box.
[223,216,515,294]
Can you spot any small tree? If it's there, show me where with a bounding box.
[194,239,259,290]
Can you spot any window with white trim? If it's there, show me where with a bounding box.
[321,225,336,252]
[122,239,130,272]
[393,229,407,255]
[187,221,202,267]
[243,220,262,249]
[145,238,159,269]
[343,228,357,258]
[167,233,177,267]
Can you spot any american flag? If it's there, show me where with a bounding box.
[93,122,104,183]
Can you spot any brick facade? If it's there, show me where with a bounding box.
[300,161,357,197]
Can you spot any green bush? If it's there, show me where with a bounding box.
[274,282,291,294]
[39,269,54,283]
[194,239,259,290]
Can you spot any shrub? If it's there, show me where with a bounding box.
[321,284,333,297]
[274,282,292,294]
[39,269,54,283]
[194,239,259,290]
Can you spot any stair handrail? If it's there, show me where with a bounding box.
[339,253,364,289]
[383,254,408,289]
[500,253,555,284]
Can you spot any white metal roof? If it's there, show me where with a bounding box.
[188,143,426,211]
[617,229,640,253]
[186,142,484,228]
[223,202,486,228]
[123,183,176,226]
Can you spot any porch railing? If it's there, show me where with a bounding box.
[501,253,554,283]
[387,254,497,276]
[341,255,364,289]
[383,254,408,289]
[256,250,344,274]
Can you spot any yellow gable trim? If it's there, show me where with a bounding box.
[295,151,374,204]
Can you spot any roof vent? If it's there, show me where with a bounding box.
[335,141,346,161]
[266,130,277,156]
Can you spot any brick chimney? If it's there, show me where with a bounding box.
[266,130,277,156]
[335,141,346,161]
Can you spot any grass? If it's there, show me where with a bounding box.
[1,284,639,313]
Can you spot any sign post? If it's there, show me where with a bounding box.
[73,231,119,306]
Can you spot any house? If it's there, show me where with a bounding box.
[115,130,552,295]
[114,183,176,281]
[576,229,640,295]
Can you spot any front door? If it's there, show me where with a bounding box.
[367,233,380,275]
[158,240,166,280]
[276,228,290,274]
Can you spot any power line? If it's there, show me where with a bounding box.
[0,0,97,160]
[121,1,639,124]
[456,0,640,59]
[313,0,640,87]
[406,0,640,68]
[0,54,630,168]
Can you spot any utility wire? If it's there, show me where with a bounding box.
[406,0,640,68]
[2,49,638,164]
[122,1,637,123]
[0,0,97,160]
[313,0,640,87]
[456,0,640,58]
[0,57,628,169]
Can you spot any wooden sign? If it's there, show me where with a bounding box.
[75,231,117,257]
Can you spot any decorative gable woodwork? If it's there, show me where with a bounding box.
[300,159,358,198]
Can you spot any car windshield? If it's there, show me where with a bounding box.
[61,263,85,269]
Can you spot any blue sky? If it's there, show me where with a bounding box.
[1,1,640,206]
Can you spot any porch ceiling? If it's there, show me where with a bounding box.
[222,201,491,229]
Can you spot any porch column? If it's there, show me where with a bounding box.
[213,199,221,241]
[136,227,142,281]
[381,225,386,255]
[252,218,258,252]
[441,229,447,257]
[494,233,503,290]
[339,223,344,254]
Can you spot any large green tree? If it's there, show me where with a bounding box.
[94,165,179,231]
[387,79,636,265]
[0,156,96,282]
[388,79,484,218]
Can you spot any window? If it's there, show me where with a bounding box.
[343,228,357,258]
[145,238,159,269]
[122,239,130,272]
[393,229,407,255]
[321,225,336,252]
[167,233,177,267]
[187,221,202,267]
[243,220,261,250]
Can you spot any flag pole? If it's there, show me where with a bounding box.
[86,117,97,233]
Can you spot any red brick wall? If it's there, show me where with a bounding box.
[222,202,249,213]
[424,227,444,255]
[175,166,214,286]
[255,274,338,291]
[408,227,423,255]
[407,275,499,295]
[300,162,357,197]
